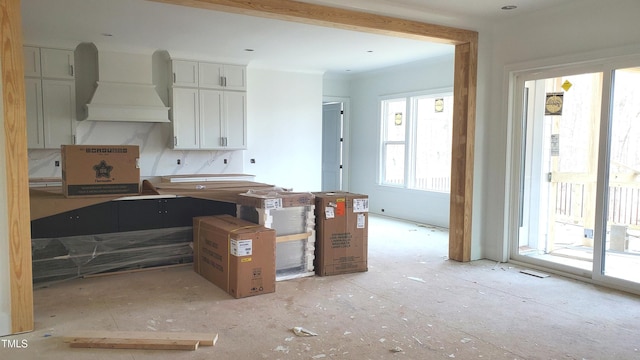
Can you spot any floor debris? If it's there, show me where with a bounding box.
[292,326,318,336]
[407,277,426,283]
[390,346,403,353]
[520,269,550,278]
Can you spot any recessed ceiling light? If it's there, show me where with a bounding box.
[101,33,113,37]
[501,5,517,10]
[367,50,373,53]
[244,49,254,52]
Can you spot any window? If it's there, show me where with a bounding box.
[380,92,453,192]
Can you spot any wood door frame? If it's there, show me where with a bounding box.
[2,0,477,334]
[1,0,34,334]
[150,0,478,262]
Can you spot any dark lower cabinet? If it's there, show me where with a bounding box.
[30,201,119,238]
[32,196,238,237]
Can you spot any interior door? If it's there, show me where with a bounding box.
[322,102,343,191]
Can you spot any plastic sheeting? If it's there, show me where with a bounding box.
[32,227,193,286]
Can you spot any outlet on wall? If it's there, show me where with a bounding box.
[54,161,60,167]
[224,159,228,164]
[177,159,181,165]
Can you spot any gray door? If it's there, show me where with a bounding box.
[322,102,343,191]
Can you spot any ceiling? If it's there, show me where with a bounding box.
[21,0,577,74]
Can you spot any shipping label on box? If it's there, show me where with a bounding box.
[61,145,140,197]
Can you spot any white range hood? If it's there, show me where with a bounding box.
[82,46,169,123]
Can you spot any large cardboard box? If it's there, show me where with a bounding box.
[236,190,314,210]
[193,215,276,298]
[313,192,369,276]
[61,145,140,197]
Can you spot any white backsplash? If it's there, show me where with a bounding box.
[28,121,244,180]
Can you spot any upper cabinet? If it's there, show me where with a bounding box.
[40,48,75,80]
[198,62,246,91]
[24,46,76,149]
[171,60,246,91]
[169,59,247,150]
[23,47,41,77]
[171,60,198,87]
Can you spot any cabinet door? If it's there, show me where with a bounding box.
[223,91,247,149]
[171,87,200,149]
[199,89,223,149]
[198,62,223,89]
[25,78,44,149]
[118,199,164,232]
[40,48,74,79]
[23,47,41,77]
[172,60,198,87]
[222,65,246,91]
[42,80,76,149]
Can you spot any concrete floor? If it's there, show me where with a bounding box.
[2,215,640,359]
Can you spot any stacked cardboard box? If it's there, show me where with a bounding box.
[314,192,369,276]
[61,145,140,197]
[236,190,316,281]
[193,215,276,299]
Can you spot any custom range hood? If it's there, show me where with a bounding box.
[78,43,169,123]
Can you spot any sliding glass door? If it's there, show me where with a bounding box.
[510,59,640,289]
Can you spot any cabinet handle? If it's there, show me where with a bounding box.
[220,137,224,146]
[73,135,76,144]
[173,73,176,83]
[224,137,228,146]
[70,65,74,76]
[174,136,178,146]
[223,76,227,87]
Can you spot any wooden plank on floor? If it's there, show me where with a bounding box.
[68,338,199,351]
[64,331,218,347]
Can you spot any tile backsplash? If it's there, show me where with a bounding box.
[28,121,244,181]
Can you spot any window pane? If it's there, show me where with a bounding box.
[414,95,453,192]
[384,99,406,141]
[384,144,405,185]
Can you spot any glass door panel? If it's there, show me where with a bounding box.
[518,72,603,272]
[603,67,640,283]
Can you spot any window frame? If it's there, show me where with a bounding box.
[379,88,454,193]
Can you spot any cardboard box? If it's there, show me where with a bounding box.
[193,215,276,298]
[236,190,314,210]
[313,192,369,276]
[61,145,140,197]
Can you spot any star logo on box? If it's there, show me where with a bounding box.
[93,160,113,178]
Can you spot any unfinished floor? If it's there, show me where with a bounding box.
[2,215,640,359]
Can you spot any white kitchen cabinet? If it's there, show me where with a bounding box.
[41,80,76,148]
[170,59,246,150]
[171,88,246,150]
[40,48,74,80]
[171,60,198,87]
[222,90,247,148]
[171,87,200,149]
[25,78,44,148]
[23,47,41,77]
[24,46,76,149]
[198,62,246,91]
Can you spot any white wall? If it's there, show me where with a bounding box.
[346,55,455,228]
[245,68,323,191]
[0,55,12,336]
[481,0,640,261]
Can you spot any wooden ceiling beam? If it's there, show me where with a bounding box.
[148,0,477,44]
